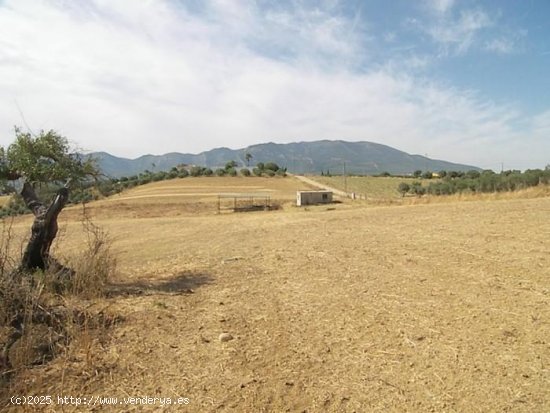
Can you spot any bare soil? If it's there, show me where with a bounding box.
[2,177,549,412]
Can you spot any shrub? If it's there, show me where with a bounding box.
[240,168,251,176]
[177,169,189,178]
[190,166,203,177]
[264,162,279,172]
[466,170,481,179]
[67,211,116,298]
[252,167,262,176]
[225,160,238,170]
[215,168,226,176]
[0,210,117,379]
[152,171,167,181]
[203,168,213,176]
[227,168,237,177]
[397,182,410,197]
[409,181,425,196]
[427,182,452,195]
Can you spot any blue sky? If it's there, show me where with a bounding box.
[0,0,549,170]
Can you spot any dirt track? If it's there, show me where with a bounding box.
[293,175,349,197]
[3,184,550,412]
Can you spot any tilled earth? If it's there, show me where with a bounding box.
[2,195,549,412]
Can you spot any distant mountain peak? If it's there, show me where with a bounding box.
[89,140,480,177]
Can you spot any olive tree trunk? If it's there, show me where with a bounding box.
[19,182,70,273]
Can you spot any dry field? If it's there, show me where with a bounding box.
[2,176,549,412]
[311,175,424,200]
[67,176,316,219]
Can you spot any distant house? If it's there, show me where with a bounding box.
[296,191,333,206]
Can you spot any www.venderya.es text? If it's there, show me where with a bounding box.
[10,395,190,407]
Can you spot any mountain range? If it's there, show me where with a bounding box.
[89,140,480,177]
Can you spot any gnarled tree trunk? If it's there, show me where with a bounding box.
[19,182,70,274]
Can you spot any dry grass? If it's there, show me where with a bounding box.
[1,179,549,412]
[0,209,118,397]
[0,196,11,208]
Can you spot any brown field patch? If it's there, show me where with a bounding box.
[1,183,549,412]
[61,176,317,219]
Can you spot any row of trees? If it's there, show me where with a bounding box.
[412,169,485,179]
[398,168,550,197]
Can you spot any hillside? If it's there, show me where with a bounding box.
[89,140,480,177]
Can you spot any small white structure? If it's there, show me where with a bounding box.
[296,191,333,206]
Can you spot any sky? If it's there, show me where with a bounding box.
[0,0,549,170]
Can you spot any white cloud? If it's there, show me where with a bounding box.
[426,8,493,55]
[485,38,514,54]
[427,0,455,15]
[484,29,526,55]
[0,0,545,169]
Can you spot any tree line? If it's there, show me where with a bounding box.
[398,168,550,197]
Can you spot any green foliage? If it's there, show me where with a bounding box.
[225,160,238,170]
[177,169,189,178]
[252,167,262,176]
[256,162,264,171]
[276,168,287,176]
[227,168,237,177]
[0,182,16,195]
[413,170,422,178]
[397,182,410,196]
[190,166,204,177]
[264,169,275,177]
[438,170,447,178]
[1,128,98,185]
[215,168,226,176]
[152,171,167,181]
[379,171,391,177]
[240,168,251,177]
[423,168,550,196]
[422,171,433,179]
[203,168,213,176]
[427,181,452,195]
[466,170,481,179]
[264,162,279,172]
[409,181,426,196]
[69,188,94,204]
[0,195,28,218]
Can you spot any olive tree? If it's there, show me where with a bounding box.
[1,128,99,274]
